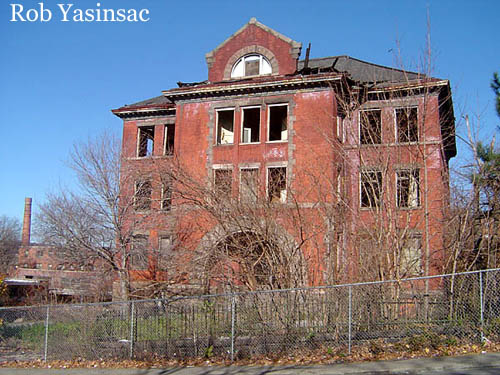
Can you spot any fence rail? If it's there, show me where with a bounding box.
[1,268,500,362]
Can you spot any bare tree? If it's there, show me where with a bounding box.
[36,132,153,301]
[0,215,21,274]
[150,156,313,293]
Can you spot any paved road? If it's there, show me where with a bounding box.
[1,353,500,374]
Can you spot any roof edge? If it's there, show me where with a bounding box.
[206,18,302,60]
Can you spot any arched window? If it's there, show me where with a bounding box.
[231,54,272,78]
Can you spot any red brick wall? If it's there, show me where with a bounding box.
[208,23,298,82]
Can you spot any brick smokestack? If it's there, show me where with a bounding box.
[22,197,32,246]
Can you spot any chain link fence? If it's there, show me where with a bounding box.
[1,268,500,362]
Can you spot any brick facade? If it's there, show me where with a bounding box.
[113,19,456,294]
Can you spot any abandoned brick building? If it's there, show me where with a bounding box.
[11,198,112,303]
[112,18,456,295]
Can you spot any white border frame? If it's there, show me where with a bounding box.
[240,106,261,145]
[267,103,289,143]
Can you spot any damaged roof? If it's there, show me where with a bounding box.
[297,55,424,84]
[113,55,433,114]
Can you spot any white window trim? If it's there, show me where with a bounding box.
[394,106,419,144]
[240,106,261,145]
[136,125,155,158]
[215,108,235,146]
[231,54,272,78]
[266,163,288,203]
[266,103,289,143]
[163,123,175,156]
[395,168,421,209]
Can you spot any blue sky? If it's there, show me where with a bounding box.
[0,0,498,222]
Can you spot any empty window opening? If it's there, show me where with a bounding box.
[134,179,152,211]
[268,167,287,203]
[159,235,173,254]
[137,126,155,157]
[401,234,422,276]
[360,170,382,208]
[396,107,418,143]
[231,54,272,78]
[216,110,234,145]
[242,107,260,143]
[268,105,288,141]
[397,169,420,208]
[131,235,149,270]
[164,124,175,155]
[360,110,381,144]
[161,182,172,211]
[240,168,259,203]
[214,169,233,196]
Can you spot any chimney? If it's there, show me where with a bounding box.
[22,197,32,246]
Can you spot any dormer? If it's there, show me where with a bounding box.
[205,18,302,82]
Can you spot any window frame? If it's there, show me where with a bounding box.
[130,234,149,270]
[163,123,175,156]
[239,166,260,203]
[134,179,152,211]
[215,108,235,146]
[231,54,272,78]
[161,181,172,211]
[400,232,423,276]
[359,109,382,145]
[136,125,155,158]
[360,169,383,209]
[213,165,233,196]
[395,106,419,143]
[267,103,289,143]
[396,168,421,209]
[240,106,261,144]
[266,165,287,203]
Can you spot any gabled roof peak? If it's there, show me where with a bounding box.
[206,18,301,60]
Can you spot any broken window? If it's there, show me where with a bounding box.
[396,107,418,143]
[161,181,172,211]
[242,107,260,143]
[360,110,381,144]
[214,168,232,196]
[134,179,152,211]
[137,126,155,157]
[397,169,420,208]
[268,167,287,203]
[35,263,42,269]
[401,233,422,276]
[131,235,149,270]
[240,168,259,203]
[360,170,382,208]
[231,54,272,78]
[216,109,234,145]
[164,124,175,155]
[268,104,288,141]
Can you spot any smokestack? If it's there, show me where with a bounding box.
[22,197,32,246]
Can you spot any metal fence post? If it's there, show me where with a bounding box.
[129,301,135,359]
[231,295,236,362]
[44,306,50,361]
[479,271,484,343]
[348,285,352,355]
